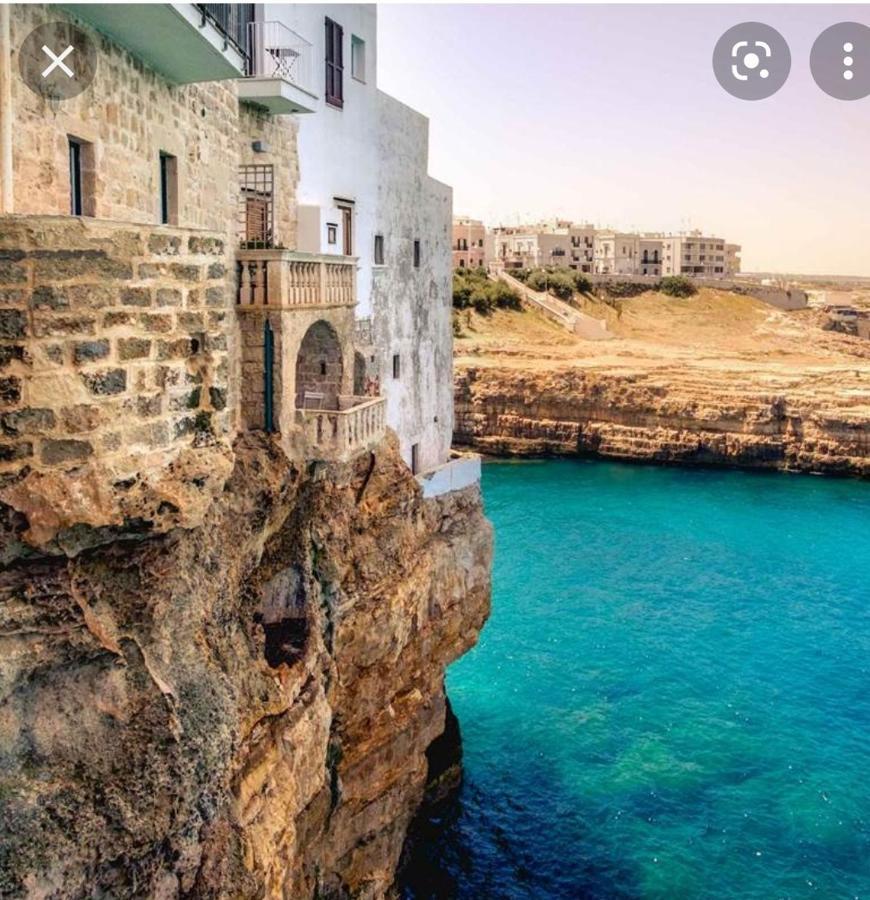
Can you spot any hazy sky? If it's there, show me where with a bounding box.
[377,5,870,275]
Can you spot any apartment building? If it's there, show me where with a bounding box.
[486,219,740,278]
[592,232,640,275]
[655,233,740,277]
[0,2,461,520]
[492,220,595,272]
[452,216,490,269]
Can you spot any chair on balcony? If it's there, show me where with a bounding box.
[302,391,326,410]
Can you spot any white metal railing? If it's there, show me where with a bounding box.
[247,21,313,93]
[237,251,356,308]
[298,396,386,461]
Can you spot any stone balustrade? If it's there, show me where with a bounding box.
[237,250,356,309]
[298,395,386,461]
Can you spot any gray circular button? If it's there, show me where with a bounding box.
[18,21,97,101]
[713,22,791,100]
[811,22,870,100]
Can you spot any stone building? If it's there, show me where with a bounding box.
[0,2,471,545]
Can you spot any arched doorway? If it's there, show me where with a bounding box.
[295,320,343,409]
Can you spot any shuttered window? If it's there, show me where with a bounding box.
[325,18,344,108]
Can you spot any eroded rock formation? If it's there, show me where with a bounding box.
[0,434,491,897]
[454,366,870,476]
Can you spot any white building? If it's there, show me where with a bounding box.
[265,3,454,475]
[492,220,595,272]
[658,232,741,277]
[592,232,640,275]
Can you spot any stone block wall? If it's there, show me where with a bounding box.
[9,6,299,247]
[238,310,284,433]
[10,4,237,233]
[0,216,231,482]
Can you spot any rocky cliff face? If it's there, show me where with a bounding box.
[0,434,491,898]
[455,366,870,476]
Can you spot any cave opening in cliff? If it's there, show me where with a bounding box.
[262,618,309,669]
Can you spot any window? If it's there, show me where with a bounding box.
[392,353,400,379]
[413,239,421,268]
[374,234,384,265]
[337,202,353,255]
[238,165,274,248]
[68,137,94,216]
[327,223,337,244]
[325,17,344,108]
[411,443,420,475]
[351,35,366,82]
[68,138,82,216]
[159,152,177,225]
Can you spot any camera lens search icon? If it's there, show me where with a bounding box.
[713,22,791,100]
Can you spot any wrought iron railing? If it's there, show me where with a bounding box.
[247,21,313,92]
[196,4,254,64]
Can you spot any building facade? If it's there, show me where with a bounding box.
[487,220,740,278]
[452,216,489,269]
[492,220,595,272]
[658,232,741,277]
[267,3,453,474]
[0,1,458,543]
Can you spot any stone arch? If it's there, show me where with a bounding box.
[295,320,343,408]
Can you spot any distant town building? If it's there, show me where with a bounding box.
[452,217,490,269]
[481,220,741,278]
[491,220,595,272]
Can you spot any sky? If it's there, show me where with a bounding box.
[377,4,870,276]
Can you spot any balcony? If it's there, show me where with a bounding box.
[237,250,356,309]
[298,396,387,462]
[62,3,247,83]
[238,21,317,114]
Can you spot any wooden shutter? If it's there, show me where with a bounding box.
[325,18,344,108]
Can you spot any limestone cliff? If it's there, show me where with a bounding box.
[0,434,492,898]
[454,366,870,476]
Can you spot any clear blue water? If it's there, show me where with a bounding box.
[404,460,870,899]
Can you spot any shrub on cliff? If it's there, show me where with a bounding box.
[658,275,697,298]
[526,270,549,293]
[546,271,576,301]
[573,272,593,293]
[453,270,521,315]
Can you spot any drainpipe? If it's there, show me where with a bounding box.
[0,4,13,213]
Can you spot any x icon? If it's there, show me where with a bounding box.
[41,44,75,79]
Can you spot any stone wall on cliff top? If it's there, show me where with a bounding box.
[0,432,492,898]
[454,366,870,476]
[0,216,237,558]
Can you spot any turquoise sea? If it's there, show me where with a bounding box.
[403,460,870,899]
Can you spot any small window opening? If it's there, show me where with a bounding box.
[411,443,420,475]
[392,353,400,379]
[159,151,178,225]
[374,233,384,265]
[413,239,421,268]
[351,35,366,82]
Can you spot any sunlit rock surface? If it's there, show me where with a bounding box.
[0,433,492,897]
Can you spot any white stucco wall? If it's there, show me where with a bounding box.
[371,93,454,473]
[266,3,454,473]
[265,3,379,318]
